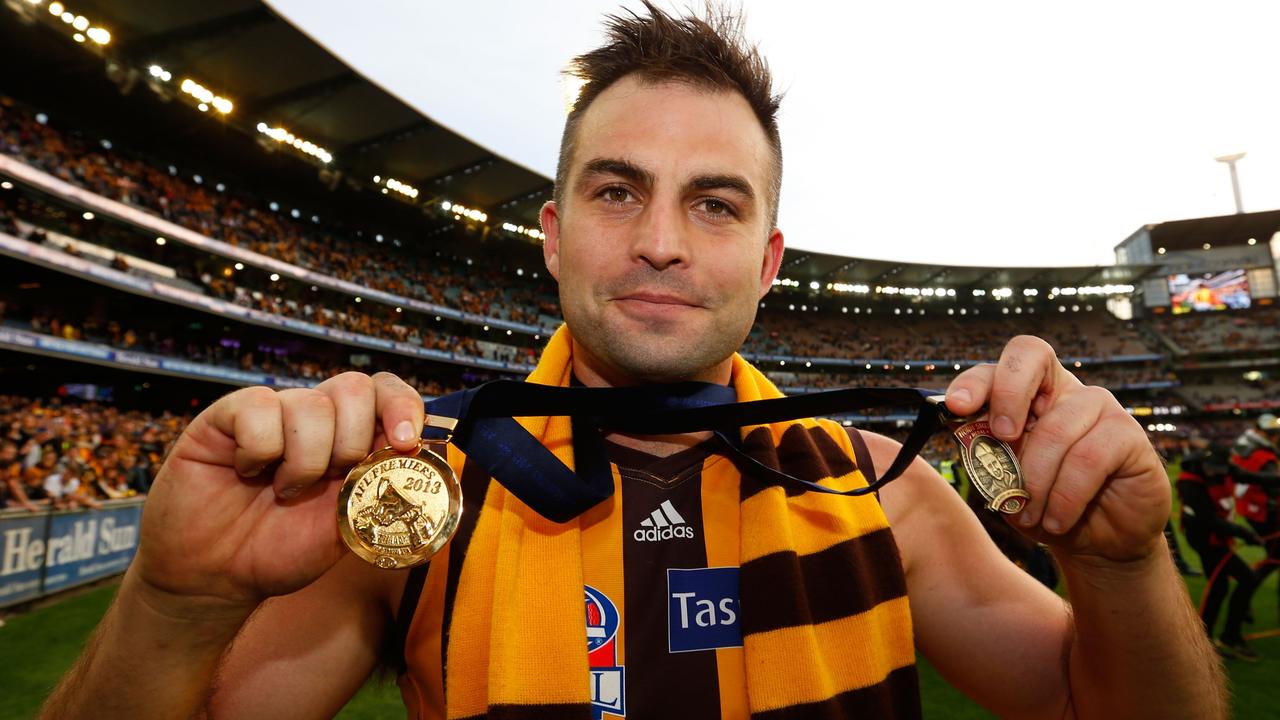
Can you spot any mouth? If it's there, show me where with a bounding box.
[614,292,702,308]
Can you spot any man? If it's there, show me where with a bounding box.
[43,4,1222,719]
[1232,413,1280,612]
[1176,437,1262,659]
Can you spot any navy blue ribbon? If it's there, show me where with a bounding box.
[424,380,946,523]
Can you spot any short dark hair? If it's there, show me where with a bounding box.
[555,1,783,226]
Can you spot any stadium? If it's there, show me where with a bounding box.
[1,1,1278,718]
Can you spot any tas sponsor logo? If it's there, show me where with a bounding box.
[633,500,695,542]
[667,567,742,653]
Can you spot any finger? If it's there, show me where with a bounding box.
[988,336,1073,440]
[944,364,995,417]
[314,371,377,469]
[273,389,337,498]
[1014,385,1108,528]
[1039,412,1130,534]
[372,372,425,453]
[202,386,284,478]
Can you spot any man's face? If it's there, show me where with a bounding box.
[979,449,1007,480]
[542,76,784,385]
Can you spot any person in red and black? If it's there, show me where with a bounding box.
[1177,437,1263,660]
[1233,413,1280,616]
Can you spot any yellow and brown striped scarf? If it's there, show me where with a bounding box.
[401,326,918,718]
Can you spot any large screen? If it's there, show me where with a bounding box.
[1168,269,1251,314]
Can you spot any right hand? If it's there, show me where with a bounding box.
[133,371,424,615]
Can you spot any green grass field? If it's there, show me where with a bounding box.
[4,462,1279,719]
[2,564,1276,719]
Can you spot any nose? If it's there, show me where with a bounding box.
[629,199,689,271]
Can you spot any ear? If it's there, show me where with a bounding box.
[540,200,562,281]
[757,227,785,299]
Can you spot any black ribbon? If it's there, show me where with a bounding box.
[424,380,945,523]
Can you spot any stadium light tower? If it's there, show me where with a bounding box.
[1214,152,1246,214]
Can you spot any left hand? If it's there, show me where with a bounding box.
[944,335,1170,564]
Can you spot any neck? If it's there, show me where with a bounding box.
[569,338,732,458]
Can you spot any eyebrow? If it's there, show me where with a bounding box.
[575,157,756,203]
[575,158,656,194]
[689,173,755,201]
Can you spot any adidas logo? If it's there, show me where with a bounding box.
[633,500,696,542]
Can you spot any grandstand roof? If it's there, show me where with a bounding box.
[4,0,553,224]
[1138,209,1280,253]
[776,248,1162,290]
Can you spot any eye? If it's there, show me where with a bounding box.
[598,186,634,205]
[697,197,736,219]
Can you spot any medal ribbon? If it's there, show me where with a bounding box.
[424,381,946,523]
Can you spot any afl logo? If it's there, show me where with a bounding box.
[584,585,619,653]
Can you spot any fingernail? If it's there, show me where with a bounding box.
[394,420,415,444]
[992,415,1015,437]
[242,465,263,478]
[1019,512,1036,528]
[280,485,302,499]
[949,389,971,407]
[1043,516,1062,534]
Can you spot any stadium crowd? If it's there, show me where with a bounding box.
[1153,305,1280,354]
[746,305,1152,361]
[1,394,185,511]
[3,303,483,400]
[0,96,560,327]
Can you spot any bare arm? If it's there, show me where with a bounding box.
[41,571,252,719]
[203,554,405,719]
[872,335,1225,720]
[40,372,424,718]
[875,437,1074,718]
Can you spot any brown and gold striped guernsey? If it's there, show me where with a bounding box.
[392,424,920,719]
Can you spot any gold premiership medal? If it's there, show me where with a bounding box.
[338,440,461,569]
[928,397,1029,514]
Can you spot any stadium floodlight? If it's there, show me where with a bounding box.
[85,27,109,44]
[1214,152,1246,214]
[256,123,333,164]
[72,33,85,43]
[0,181,12,190]
[47,1,62,14]
[181,78,233,115]
[385,177,419,199]
[71,14,87,30]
